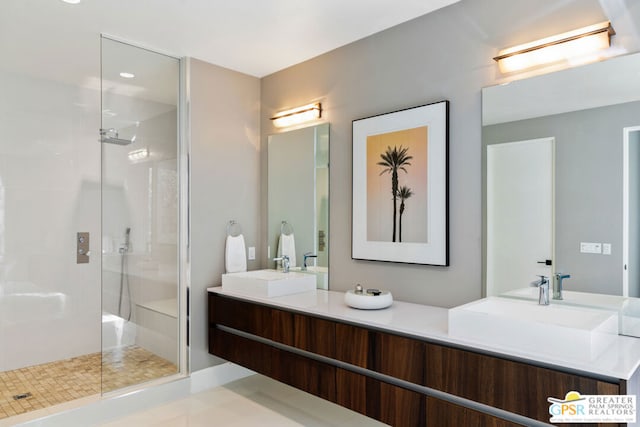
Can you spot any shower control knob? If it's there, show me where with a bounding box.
[76,231,90,264]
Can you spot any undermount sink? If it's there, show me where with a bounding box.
[448,297,619,360]
[221,269,316,298]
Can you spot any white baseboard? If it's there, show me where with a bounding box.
[190,362,255,394]
[14,377,191,427]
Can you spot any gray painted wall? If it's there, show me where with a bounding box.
[189,58,261,371]
[260,0,631,307]
[484,101,640,295]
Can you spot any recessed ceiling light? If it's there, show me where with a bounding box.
[119,72,135,79]
[61,0,81,4]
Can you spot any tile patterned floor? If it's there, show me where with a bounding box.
[0,346,176,420]
[102,346,177,393]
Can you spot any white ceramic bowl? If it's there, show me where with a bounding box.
[344,290,393,310]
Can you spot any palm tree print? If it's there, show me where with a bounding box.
[377,145,412,242]
[397,186,413,243]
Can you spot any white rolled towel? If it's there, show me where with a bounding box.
[225,234,247,273]
[277,233,296,267]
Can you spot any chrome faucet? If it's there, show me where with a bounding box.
[530,275,550,305]
[302,252,317,271]
[273,255,290,273]
[553,273,571,300]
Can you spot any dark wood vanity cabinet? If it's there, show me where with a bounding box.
[334,323,424,383]
[426,397,525,427]
[335,368,424,426]
[209,292,629,426]
[425,343,621,424]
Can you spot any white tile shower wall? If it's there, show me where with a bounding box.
[0,64,178,372]
[0,71,101,371]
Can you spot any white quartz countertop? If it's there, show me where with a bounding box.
[208,287,640,380]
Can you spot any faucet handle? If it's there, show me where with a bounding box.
[273,255,290,272]
[530,275,549,287]
[302,252,317,270]
[531,275,550,305]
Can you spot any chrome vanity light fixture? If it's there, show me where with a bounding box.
[271,103,322,128]
[493,21,615,73]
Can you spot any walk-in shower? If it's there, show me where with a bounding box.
[0,35,183,421]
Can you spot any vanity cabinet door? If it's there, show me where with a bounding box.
[425,343,621,423]
[209,327,272,377]
[426,397,524,427]
[335,323,424,382]
[272,349,336,403]
[294,314,335,358]
[378,381,424,427]
[336,368,424,426]
[209,294,294,345]
[336,368,368,415]
[209,294,271,337]
[335,323,370,368]
[374,332,424,384]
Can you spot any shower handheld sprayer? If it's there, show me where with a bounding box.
[118,227,132,321]
[120,227,131,254]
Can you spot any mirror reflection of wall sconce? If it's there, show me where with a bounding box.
[271,103,322,128]
[493,21,615,74]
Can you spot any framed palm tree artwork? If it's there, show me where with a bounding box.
[352,101,449,265]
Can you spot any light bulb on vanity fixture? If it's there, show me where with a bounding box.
[271,103,322,128]
[494,21,615,73]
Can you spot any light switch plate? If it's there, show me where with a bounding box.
[580,242,602,254]
[602,243,612,255]
[248,246,255,260]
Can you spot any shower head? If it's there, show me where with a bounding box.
[99,129,136,146]
[101,136,134,145]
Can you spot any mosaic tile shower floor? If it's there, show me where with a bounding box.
[0,346,176,420]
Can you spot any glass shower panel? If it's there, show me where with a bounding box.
[100,37,180,392]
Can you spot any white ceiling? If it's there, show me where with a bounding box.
[0,0,460,79]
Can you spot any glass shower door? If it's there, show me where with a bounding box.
[100,37,180,392]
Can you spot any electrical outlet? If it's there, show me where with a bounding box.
[580,242,602,254]
[602,243,612,255]
[248,246,256,260]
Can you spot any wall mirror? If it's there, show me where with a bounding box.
[267,123,329,289]
[482,52,640,336]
